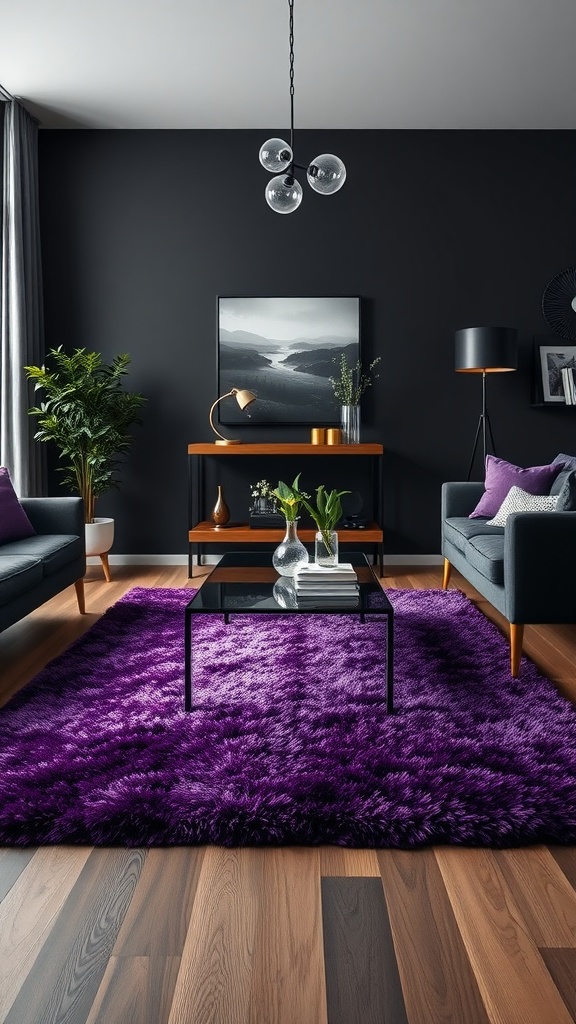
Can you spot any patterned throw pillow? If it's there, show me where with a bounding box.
[486,486,559,527]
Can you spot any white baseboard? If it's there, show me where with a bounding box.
[88,553,444,567]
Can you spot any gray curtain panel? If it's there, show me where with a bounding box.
[0,99,45,497]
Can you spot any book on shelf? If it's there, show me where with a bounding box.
[248,512,285,529]
[294,562,358,583]
[561,366,576,405]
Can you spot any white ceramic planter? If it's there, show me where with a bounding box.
[85,517,114,556]
[85,518,114,581]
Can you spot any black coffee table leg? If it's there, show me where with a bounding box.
[185,607,192,712]
[386,610,394,713]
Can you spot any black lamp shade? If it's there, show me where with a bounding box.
[455,326,518,373]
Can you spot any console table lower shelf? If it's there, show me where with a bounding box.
[188,521,384,576]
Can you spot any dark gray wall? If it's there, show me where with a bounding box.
[38,129,576,556]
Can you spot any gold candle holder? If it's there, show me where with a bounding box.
[326,428,342,445]
[310,427,327,445]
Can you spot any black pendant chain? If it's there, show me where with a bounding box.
[289,0,295,153]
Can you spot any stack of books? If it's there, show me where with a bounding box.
[293,563,359,607]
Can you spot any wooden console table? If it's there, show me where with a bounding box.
[187,443,384,577]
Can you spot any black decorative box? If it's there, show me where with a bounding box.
[249,513,285,530]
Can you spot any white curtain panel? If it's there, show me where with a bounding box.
[0,99,45,496]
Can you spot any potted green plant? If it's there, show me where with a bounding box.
[300,485,350,566]
[25,347,146,579]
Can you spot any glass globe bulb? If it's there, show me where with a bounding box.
[265,175,303,214]
[307,154,346,195]
[259,138,293,172]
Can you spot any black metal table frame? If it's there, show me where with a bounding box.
[184,592,394,715]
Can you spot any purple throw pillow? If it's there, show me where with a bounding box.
[0,467,36,543]
[469,455,561,519]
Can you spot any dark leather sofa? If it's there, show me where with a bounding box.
[0,497,86,632]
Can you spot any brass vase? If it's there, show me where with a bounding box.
[212,485,230,528]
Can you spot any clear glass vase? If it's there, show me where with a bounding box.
[315,530,339,567]
[272,519,309,577]
[272,577,298,609]
[341,405,361,444]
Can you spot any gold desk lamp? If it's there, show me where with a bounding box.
[209,388,257,445]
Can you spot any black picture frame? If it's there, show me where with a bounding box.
[217,296,361,425]
[535,338,576,404]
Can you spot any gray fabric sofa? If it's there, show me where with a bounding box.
[0,497,86,632]
[441,481,576,675]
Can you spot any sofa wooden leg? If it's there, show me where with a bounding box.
[74,578,86,614]
[100,552,112,582]
[442,558,452,590]
[510,623,524,677]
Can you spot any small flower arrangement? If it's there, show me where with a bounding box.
[249,478,278,513]
[329,354,381,406]
[272,474,310,521]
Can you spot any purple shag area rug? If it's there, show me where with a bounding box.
[1,586,576,848]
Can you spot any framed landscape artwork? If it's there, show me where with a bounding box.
[217,296,361,425]
[537,340,576,404]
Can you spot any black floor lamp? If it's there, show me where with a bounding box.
[455,326,518,480]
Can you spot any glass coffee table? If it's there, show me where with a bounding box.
[184,552,394,713]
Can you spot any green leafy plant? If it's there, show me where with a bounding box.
[300,485,350,556]
[272,474,310,521]
[329,354,381,405]
[25,347,146,523]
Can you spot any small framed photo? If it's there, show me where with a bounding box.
[538,343,576,404]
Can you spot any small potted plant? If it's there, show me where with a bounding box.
[249,478,282,529]
[329,354,381,443]
[250,479,278,513]
[25,347,146,580]
[300,485,350,566]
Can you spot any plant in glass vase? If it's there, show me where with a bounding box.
[270,474,310,576]
[329,354,381,444]
[272,474,309,521]
[300,485,350,566]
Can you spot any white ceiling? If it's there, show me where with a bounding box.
[2,0,576,130]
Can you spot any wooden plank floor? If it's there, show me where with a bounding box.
[0,562,575,1024]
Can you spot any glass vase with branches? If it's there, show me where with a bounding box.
[329,354,381,405]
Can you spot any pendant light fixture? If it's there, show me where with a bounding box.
[259,0,346,214]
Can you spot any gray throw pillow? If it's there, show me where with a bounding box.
[556,471,576,512]
[551,470,571,495]
[550,454,576,494]
[553,452,576,471]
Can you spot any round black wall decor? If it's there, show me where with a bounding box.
[542,267,576,341]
